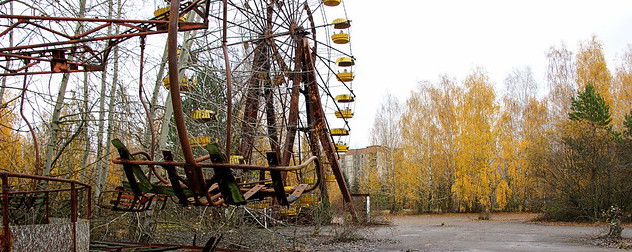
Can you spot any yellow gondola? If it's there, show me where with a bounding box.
[335,144,349,152]
[335,57,355,67]
[335,94,355,103]
[330,128,349,136]
[323,0,341,7]
[332,18,351,29]
[335,109,354,119]
[190,109,217,122]
[163,76,196,91]
[331,32,350,44]
[325,173,336,182]
[336,71,354,82]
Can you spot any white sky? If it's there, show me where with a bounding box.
[342,0,632,148]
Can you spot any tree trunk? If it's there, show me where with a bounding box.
[94,0,119,197]
[80,71,90,182]
[41,0,87,177]
[0,1,13,103]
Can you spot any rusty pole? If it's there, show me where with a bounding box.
[71,182,77,252]
[87,187,91,220]
[222,0,233,154]
[280,37,303,166]
[167,1,206,196]
[302,38,357,221]
[1,174,9,252]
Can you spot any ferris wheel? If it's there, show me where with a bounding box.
[166,0,357,204]
[185,0,356,161]
[152,0,359,216]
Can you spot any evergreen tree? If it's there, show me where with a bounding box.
[568,83,612,127]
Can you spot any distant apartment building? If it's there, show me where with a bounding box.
[339,145,394,192]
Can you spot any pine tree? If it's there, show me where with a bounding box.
[568,83,612,127]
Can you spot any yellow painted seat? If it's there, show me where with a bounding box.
[332,18,351,29]
[190,110,217,122]
[330,128,349,136]
[335,57,355,67]
[335,109,354,119]
[323,0,341,7]
[331,33,350,44]
[336,72,354,82]
[335,94,355,103]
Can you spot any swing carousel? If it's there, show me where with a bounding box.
[0,1,358,249]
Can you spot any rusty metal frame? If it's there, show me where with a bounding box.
[0,171,91,252]
[0,0,210,76]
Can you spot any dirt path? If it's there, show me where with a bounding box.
[363,213,629,252]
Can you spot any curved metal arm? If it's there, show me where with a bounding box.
[129,151,169,184]
[112,155,321,172]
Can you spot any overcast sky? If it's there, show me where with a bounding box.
[341,0,632,148]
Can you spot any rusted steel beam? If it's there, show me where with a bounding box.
[304,84,328,201]
[0,172,91,188]
[266,152,288,205]
[0,14,170,24]
[262,2,280,157]
[279,36,303,166]
[264,74,280,155]
[0,30,166,52]
[222,0,234,155]
[238,43,265,161]
[166,1,205,197]
[301,38,357,221]
[6,188,89,194]
[1,174,9,252]
[0,0,210,76]
[71,182,77,252]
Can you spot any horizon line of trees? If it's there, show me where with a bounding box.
[364,36,632,221]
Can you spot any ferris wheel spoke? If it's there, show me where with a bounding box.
[268,40,292,74]
[230,0,267,32]
[277,0,300,28]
